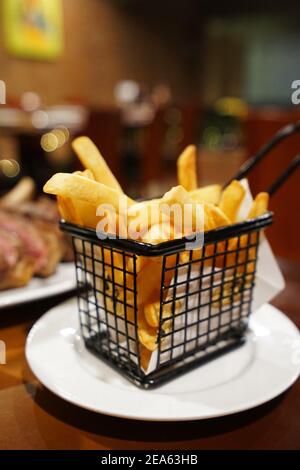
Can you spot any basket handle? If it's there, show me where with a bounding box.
[267,154,300,196]
[226,121,300,193]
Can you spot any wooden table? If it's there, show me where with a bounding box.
[0,259,299,450]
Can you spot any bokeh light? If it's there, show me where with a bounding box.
[40,127,70,153]
[0,159,20,177]
[20,92,41,112]
[41,132,59,152]
[114,80,140,104]
[31,110,49,129]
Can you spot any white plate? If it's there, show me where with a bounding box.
[0,263,76,309]
[26,298,300,421]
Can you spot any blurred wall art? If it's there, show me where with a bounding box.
[2,0,64,60]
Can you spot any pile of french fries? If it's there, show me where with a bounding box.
[44,137,269,369]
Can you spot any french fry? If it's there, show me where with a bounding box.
[218,180,246,222]
[141,222,174,245]
[144,300,182,328]
[56,170,96,225]
[189,184,221,205]
[140,298,183,351]
[57,196,81,224]
[127,199,164,239]
[204,203,231,228]
[162,184,191,206]
[44,173,134,212]
[136,258,164,306]
[221,193,269,273]
[140,345,152,371]
[177,145,198,191]
[248,192,269,218]
[73,169,95,180]
[138,310,158,352]
[72,136,123,193]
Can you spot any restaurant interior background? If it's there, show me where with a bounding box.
[0,0,299,260]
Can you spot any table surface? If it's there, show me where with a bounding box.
[0,258,299,450]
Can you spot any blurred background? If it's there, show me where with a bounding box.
[0,0,299,259]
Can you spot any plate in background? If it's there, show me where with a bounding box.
[0,263,76,309]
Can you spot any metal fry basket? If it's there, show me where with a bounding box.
[61,122,300,389]
[61,213,272,388]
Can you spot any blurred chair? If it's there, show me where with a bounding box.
[179,104,202,152]
[244,107,300,260]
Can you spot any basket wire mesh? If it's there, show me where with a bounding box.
[62,213,272,388]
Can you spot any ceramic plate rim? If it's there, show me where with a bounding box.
[0,263,76,309]
[25,298,300,421]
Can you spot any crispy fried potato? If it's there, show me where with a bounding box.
[204,203,231,228]
[57,196,81,224]
[248,192,269,218]
[138,311,158,352]
[141,222,174,245]
[56,170,97,225]
[144,300,182,328]
[127,199,166,239]
[161,184,191,206]
[189,184,221,205]
[72,136,123,193]
[177,145,197,191]
[44,173,134,212]
[160,185,211,235]
[136,258,163,306]
[140,345,152,371]
[218,180,246,222]
[73,169,95,180]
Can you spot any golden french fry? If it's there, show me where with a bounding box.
[140,345,152,371]
[220,192,269,273]
[218,180,246,222]
[138,311,158,352]
[204,203,231,228]
[44,173,134,211]
[160,185,207,235]
[177,145,197,191]
[144,301,162,328]
[189,184,221,205]
[135,258,163,306]
[141,222,174,245]
[72,136,123,193]
[161,184,191,206]
[56,170,97,225]
[73,169,95,180]
[248,192,269,218]
[127,199,163,239]
[144,300,182,328]
[57,195,81,224]
[126,255,148,275]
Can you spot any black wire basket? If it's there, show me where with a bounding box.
[61,213,272,388]
[61,123,300,389]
